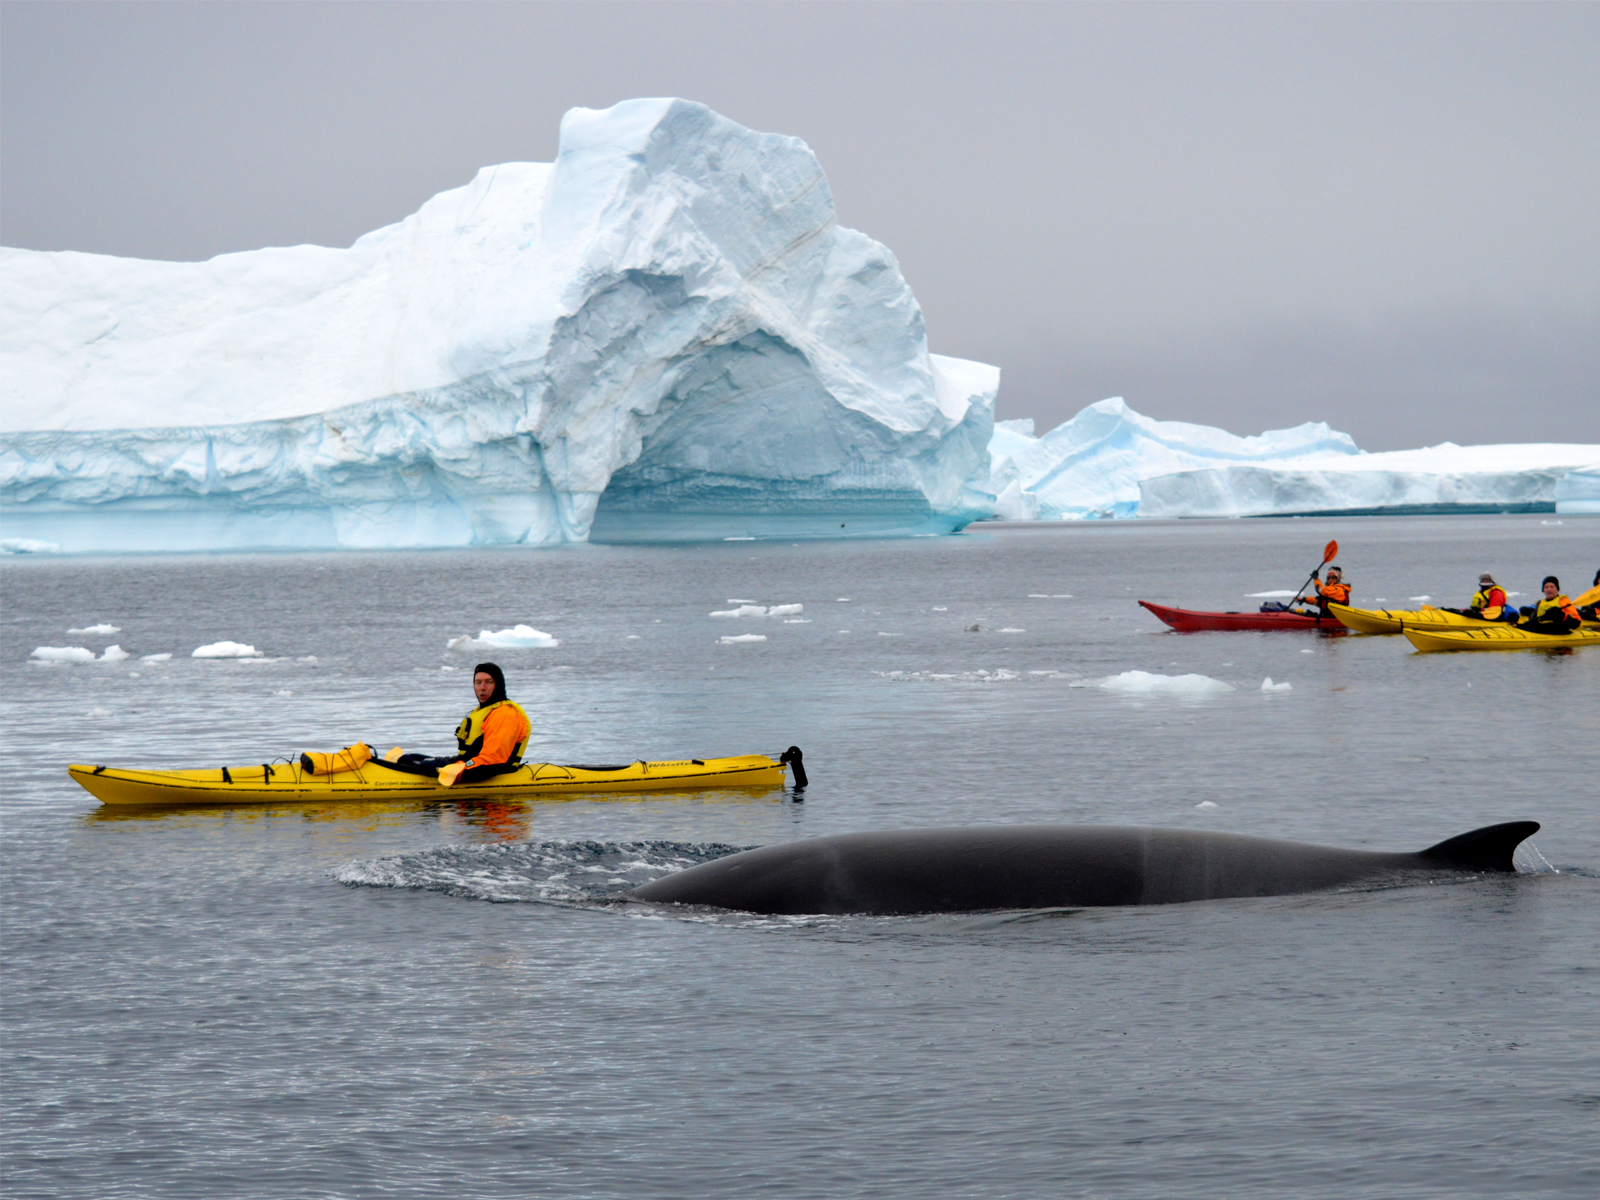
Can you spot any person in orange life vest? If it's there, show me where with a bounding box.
[1577,568,1600,622]
[383,662,532,785]
[1520,576,1582,633]
[1299,565,1350,616]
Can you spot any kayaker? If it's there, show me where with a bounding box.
[1519,576,1582,633]
[1577,568,1600,622]
[1454,573,1513,621]
[1297,565,1350,616]
[383,662,533,786]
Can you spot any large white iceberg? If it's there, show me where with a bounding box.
[1,99,997,552]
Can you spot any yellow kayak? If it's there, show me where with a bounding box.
[70,752,792,807]
[1402,625,1600,653]
[1330,603,1507,635]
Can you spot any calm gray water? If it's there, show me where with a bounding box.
[3,516,1598,1199]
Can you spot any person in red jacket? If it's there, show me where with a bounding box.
[1448,573,1514,621]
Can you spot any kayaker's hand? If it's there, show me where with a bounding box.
[437,761,467,787]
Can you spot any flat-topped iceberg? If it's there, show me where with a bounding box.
[988,399,1598,521]
[1139,443,1600,518]
[1,99,996,552]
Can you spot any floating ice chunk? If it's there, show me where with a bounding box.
[1260,678,1293,693]
[139,652,172,663]
[1195,801,1218,810]
[446,625,559,650]
[837,598,851,602]
[1,538,62,554]
[782,619,811,624]
[1245,591,1299,599]
[99,645,130,662]
[625,635,640,640]
[1300,648,1314,654]
[719,634,767,644]
[31,646,94,662]
[723,537,756,541]
[1409,595,1431,603]
[86,706,112,718]
[767,604,803,616]
[710,605,769,618]
[1028,594,1049,598]
[1053,594,1073,598]
[68,623,121,636]
[998,627,1026,633]
[299,655,319,663]
[1085,671,1235,695]
[877,632,901,637]
[275,689,293,697]
[727,599,758,604]
[192,641,263,658]
[932,606,948,611]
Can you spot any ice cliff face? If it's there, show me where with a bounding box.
[986,398,1360,520]
[0,99,997,552]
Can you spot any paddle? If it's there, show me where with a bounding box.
[1288,540,1339,609]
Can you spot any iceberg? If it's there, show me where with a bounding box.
[989,399,1599,521]
[1139,443,1600,518]
[986,399,1359,520]
[1,99,997,553]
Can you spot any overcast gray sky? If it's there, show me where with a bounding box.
[3,1,1596,449]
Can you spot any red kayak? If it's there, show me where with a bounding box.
[1138,600,1347,633]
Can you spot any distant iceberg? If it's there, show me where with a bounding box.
[1,99,996,553]
[1139,443,1600,518]
[988,399,1598,521]
[986,398,1359,520]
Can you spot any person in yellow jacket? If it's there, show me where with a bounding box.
[384,662,532,786]
[1519,576,1582,633]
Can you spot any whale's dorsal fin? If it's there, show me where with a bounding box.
[1418,821,1540,873]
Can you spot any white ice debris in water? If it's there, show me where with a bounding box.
[1,538,61,554]
[1261,678,1293,693]
[719,634,767,644]
[1195,801,1219,810]
[446,625,559,650]
[1409,595,1432,603]
[1245,591,1299,599]
[1082,671,1235,695]
[932,606,948,611]
[98,645,130,662]
[710,605,770,618]
[876,668,1024,683]
[767,604,803,616]
[783,618,811,624]
[67,623,121,636]
[998,627,1026,633]
[31,646,95,663]
[1,98,997,554]
[139,652,172,663]
[192,641,263,658]
[1301,648,1314,654]
[726,599,758,605]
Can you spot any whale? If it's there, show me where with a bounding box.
[629,821,1540,915]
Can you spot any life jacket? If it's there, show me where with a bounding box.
[1470,586,1507,613]
[455,700,531,763]
[1533,594,1581,626]
[1318,581,1351,606]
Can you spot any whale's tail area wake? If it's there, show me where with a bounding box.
[1418,821,1540,873]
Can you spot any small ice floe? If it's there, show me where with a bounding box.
[783,619,811,624]
[139,653,172,663]
[625,635,640,640]
[723,536,756,541]
[446,625,559,650]
[86,706,112,718]
[68,623,121,636]
[767,604,803,617]
[1053,594,1073,599]
[1079,671,1235,696]
[1246,590,1298,599]
[727,599,758,604]
[1195,801,1218,810]
[1540,520,1562,526]
[1260,677,1293,693]
[1301,648,1314,654]
[710,604,768,618]
[31,646,95,663]
[193,641,263,658]
[99,645,130,662]
[875,668,1021,683]
[1409,595,1431,603]
[0,538,61,554]
[1028,593,1049,598]
[877,631,901,637]
[274,689,293,697]
[998,628,1026,634]
[932,606,948,612]
[837,598,851,602]
[719,634,767,644]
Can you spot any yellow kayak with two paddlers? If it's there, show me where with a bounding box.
[70,750,801,807]
[1331,602,1600,636]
